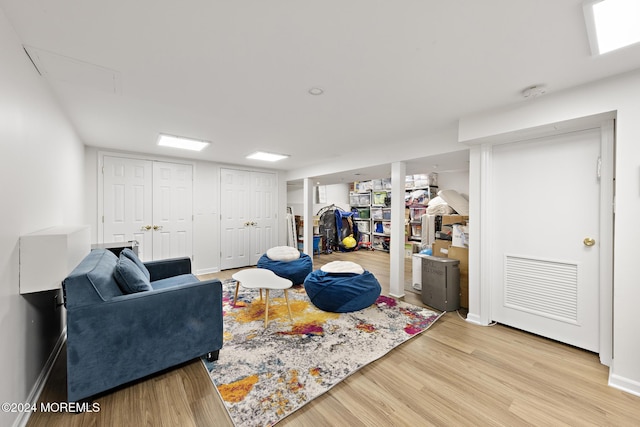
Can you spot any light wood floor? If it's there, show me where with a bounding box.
[28,250,640,426]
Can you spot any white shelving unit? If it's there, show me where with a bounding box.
[352,173,438,251]
[349,191,372,246]
[371,190,391,251]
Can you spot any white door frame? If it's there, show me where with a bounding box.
[466,115,614,366]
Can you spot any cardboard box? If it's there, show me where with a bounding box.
[448,246,469,309]
[441,215,469,226]
[432,239,451,258]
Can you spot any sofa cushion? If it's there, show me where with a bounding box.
[114,256,152,294]
[64,249,123,307]
[151,274,200,290]
[120,248,150,280]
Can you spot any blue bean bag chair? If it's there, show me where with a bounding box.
[304,261,381,313]
[257,246,313,285]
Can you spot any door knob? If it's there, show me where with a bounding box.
[583,237,596,247]
[153,225,163,231]
[141,225,152,231]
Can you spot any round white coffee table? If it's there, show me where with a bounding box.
[231,268,294,327]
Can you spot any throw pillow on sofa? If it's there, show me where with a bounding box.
[120,248,150,280]
[114,256,152,294]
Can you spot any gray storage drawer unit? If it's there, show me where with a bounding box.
[421,256,460,311]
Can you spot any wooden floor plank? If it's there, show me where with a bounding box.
[27,250,640,426]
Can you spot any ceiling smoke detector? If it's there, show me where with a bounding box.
[522,85,547,99]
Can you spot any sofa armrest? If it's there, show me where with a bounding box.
[65,278,222,402]
[144,257,192,281]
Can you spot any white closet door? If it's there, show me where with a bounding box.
[220,168,277,269]
[103,156,193,262]
[250,171,277,265]
[220,168,251,269]
[490,128,602,352]
[152,161,193,261]
[103,156,153,260]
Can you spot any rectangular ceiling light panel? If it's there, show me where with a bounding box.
[246,151,290,162]
[157,134,210,151]
[584,0,640,55]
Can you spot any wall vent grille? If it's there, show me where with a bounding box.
[504,255,578,324]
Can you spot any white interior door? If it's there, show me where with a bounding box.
[103,156,193,262]
[103,156,153,260]
[152,162,193,260]
[250,171,277,264]
[220,168,251,269]
[490,128,604,352]
[220,168,277,269]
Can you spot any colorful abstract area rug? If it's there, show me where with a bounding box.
[203,279,443,427]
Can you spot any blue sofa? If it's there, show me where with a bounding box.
[62,248,223,403]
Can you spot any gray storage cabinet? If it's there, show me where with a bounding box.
[420,256,460,311]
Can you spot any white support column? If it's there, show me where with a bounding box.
[389,161,406,298]
[302,178,314,262]
[466,144,491,326]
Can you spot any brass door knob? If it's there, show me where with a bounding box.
[583,237,596,247]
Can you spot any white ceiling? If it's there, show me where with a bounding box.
[3,1,640,184]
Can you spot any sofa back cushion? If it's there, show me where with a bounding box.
[64,249,123,308]
[114,256,153,293]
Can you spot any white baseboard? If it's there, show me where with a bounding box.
[609,369,640,397]
[13,328,66,427]
[465,313,485,325]
[195,267,220,276]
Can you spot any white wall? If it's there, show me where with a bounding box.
[0,10,86,427]
[84,148,287,274]
[459,69,640,395]
[436,171,470,199]
[287,183,352,219]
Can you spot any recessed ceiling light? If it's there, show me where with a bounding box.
[246,151,290,162]
[584,0,640,55]
[157,133,210,151]
[308,87,324,96]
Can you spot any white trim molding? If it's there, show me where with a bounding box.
[609,365,640,398]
